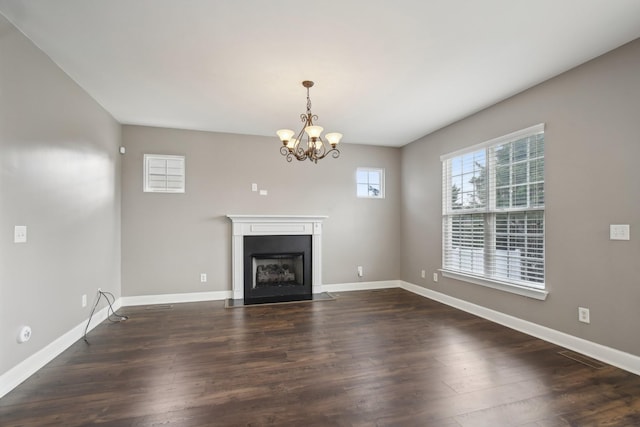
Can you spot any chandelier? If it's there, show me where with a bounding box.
[277,80,342,163]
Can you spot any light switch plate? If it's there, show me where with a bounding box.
[610,224,630,240]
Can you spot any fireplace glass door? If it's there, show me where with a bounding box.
[253,254,303,288]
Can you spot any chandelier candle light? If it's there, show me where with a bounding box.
[277,80,342,163]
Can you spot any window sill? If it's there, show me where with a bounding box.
[440,270,548,301]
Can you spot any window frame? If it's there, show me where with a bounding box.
[143,154,186,193]
[440,124,547,300]
[356,167,385,199]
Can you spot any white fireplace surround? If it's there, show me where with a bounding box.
[227,215,327,300]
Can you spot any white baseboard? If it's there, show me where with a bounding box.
[322,280,401,293]
[4,280,638,400]
[121,290,232,306]
[1,291,232,399]
[0,299,122,399]
[400,281,640,376]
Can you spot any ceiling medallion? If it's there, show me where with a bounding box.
[276,81,342,163]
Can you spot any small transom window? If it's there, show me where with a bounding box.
[357,167,385,199]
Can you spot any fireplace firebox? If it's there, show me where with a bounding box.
[243,235,312,304]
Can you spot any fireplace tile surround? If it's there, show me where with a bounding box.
[227,215,327,301]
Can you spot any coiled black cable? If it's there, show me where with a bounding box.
[83,289,128,344]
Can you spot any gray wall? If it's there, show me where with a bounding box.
[401,39,640,357]
[0,15,121,375]
[3,5,638,383]
[121,126,401,296]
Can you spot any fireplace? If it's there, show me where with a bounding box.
[227,215,326,303]
[243,235,312,304]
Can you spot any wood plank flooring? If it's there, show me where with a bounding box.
[1,288,639,426]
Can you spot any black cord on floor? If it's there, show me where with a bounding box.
[83,290,128,344]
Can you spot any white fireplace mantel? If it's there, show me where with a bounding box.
[227,215,327,300]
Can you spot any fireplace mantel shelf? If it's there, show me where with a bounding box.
[227,215,328,223]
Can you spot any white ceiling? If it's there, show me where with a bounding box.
[1,1,639,147]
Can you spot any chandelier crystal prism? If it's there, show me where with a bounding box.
[277,80,342,163]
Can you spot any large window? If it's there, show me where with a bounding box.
[441,124,545,298]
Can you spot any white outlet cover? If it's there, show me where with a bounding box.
[17,326,32,343]
[578,307,590,324]
[14,225,27,243]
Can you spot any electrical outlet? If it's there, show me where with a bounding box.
[433,272,439,282]
[421,270,426,279]
[200,273,207,283]
[17,326,32,343]
[578,307,590,324]
[82,294,87,308]
[14,225,27,243]
[251,183,258,192]
[357,266,363,277]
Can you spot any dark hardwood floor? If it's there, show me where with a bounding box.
[1,288,639,426]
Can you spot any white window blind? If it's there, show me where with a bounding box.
[442,124,545,289]
[144,154,185,193]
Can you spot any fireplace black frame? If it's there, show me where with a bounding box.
[243,235,312,304]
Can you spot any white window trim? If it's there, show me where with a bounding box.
[143,154,185,193]
[356,167,385,199]
[440,270,549,300]
[441,124,546,299]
